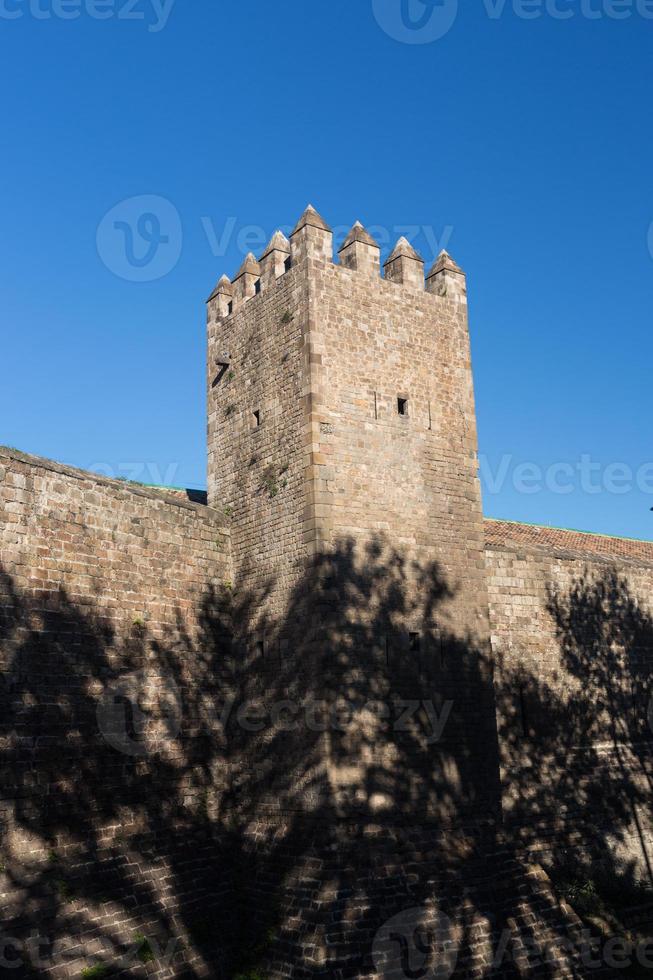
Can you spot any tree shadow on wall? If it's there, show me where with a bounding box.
[496,565,653,973]
[0,566,242,979]
[1,548,653,978]
[203,539,653,979]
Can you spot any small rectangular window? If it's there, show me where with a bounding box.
[254,278,261,295]
[253,410,261,427]
[284,255,292,274]
[256,639,265,658]
[398,397,408,416]
[409,632,420,653]
[227,301,233,315]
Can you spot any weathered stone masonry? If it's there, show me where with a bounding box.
[485,519,653,882]
[2,203,653,978]
[0,447,234,978]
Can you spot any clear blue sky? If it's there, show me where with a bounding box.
[1,0,652,540]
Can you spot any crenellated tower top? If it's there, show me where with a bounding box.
[207,204,466,318]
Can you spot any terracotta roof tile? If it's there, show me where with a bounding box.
[484,518,653,567]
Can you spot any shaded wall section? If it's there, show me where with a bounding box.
[485,518,653,882]
[0,447,233,978]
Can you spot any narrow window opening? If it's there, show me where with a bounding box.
[409,632,421,654]
[253,410,261,427]
[256,639,265,659]
[227,301,233,315]
[284,255,292,274]
[254,278,261,295]
[397,397,408,416]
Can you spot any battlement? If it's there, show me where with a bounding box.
[206,204,466,323]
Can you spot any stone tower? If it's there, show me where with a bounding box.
[206,204,499,824]
[206,205,503,975]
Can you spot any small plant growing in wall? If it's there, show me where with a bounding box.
[261,469,278,498]
[81,965,108,979]
[224,505,233,518]
[281,310,293,324]
[131,617,147,637]
[259,462,290,499]
[53,877,74,901]
[224,403,236,419]
[134,933,155,965]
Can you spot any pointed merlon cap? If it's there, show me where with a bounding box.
[338,220,380,253]
[207,273,233,303]
[427,249,465,279]
[384,236,423,266]
[260,229,291,259]
[291,203,331,236]
[233,252,262,281]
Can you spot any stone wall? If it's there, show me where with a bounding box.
[485,518,653,881]
[0,447,234,979]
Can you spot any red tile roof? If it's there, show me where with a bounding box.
[484,518,653,567]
